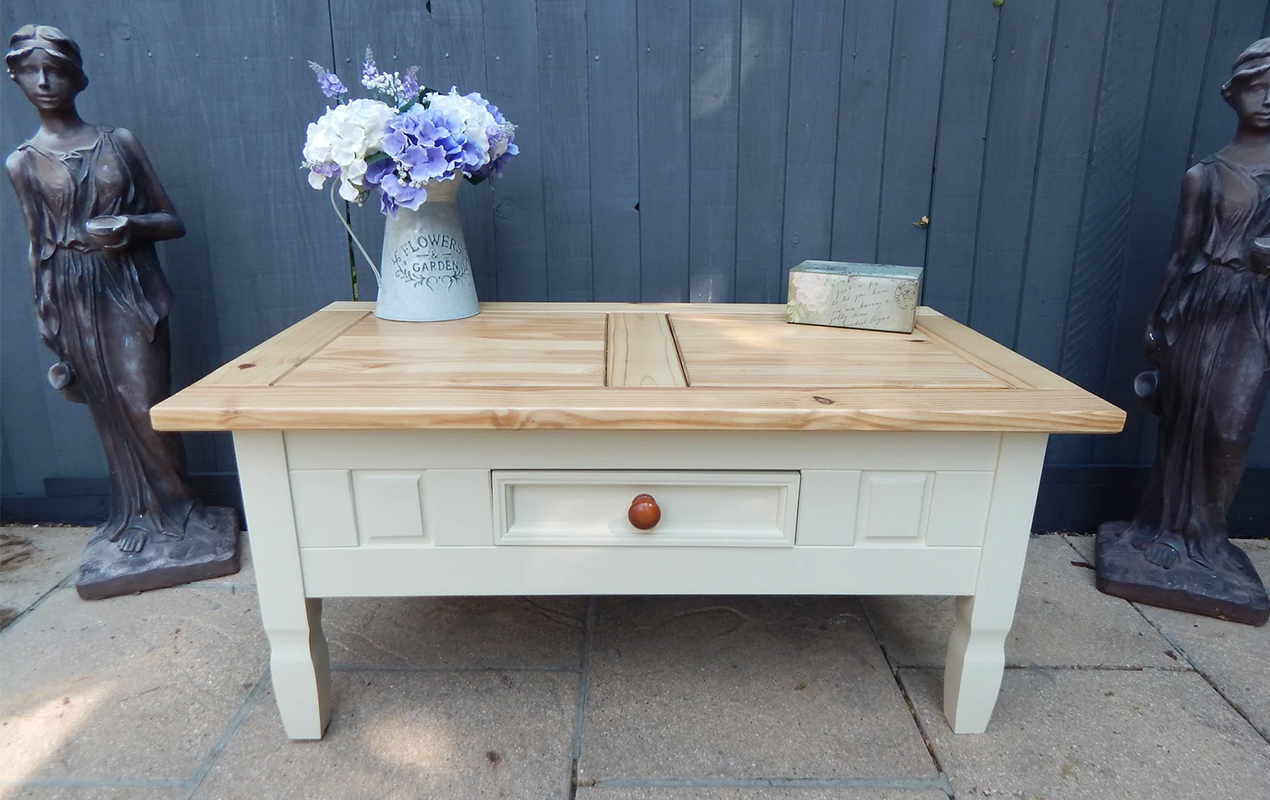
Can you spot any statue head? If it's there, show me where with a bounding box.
[6,25,88,112]
[1222,37,1270,130]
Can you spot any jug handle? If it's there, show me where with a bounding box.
[329,182,383,286]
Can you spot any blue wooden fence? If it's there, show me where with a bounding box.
[2,0,1267,530]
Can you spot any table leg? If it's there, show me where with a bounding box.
[233,431,333,739]
[264,596,332,739]
[943,433,1047,734]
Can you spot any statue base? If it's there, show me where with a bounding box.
[1095,521,1268,626]
[76,506,241,600]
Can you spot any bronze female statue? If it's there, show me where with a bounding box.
[5,25,237,597]
[1098,38,1270,625]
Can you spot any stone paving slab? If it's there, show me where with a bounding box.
[864,535,1179,669]
[0,527,90,630]
[576,788,949,799]
[901,667,1270,800]
[189,671,577,800]
[0,786,184,800]
[1137,540,1270,740]
[321,595,585,668]
[578,597,934,783]
[0,586,266,783]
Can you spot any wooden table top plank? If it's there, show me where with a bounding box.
[606,313,688,387]
[197,308,370,387]
[153,302,1126,433]
[150,384,1125,432]
[278,309,608,388]
[914,310,1079,391]
[670,311,1008,389]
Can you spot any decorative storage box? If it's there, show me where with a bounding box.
[786,261,924,334]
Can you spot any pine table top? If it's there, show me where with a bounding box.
[149,302,1126,433]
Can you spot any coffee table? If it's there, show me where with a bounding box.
[151,302,1123,738]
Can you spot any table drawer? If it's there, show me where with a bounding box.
[493,471,799,546]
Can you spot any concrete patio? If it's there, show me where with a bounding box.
[1,526,1266,800]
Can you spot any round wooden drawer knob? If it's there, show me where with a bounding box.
[628,493,661,530]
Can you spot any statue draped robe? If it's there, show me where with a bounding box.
[8,126,208,547]
[1133,154,1270,567]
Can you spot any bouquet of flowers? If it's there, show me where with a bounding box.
[302,48,517,216]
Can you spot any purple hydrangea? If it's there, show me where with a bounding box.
[399,143,450,180]
[384,105,468,181]
[376,172,429,216]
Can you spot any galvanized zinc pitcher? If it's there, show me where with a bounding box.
[331,177,480,322]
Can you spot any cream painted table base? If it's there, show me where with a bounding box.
[152,303,1123,739]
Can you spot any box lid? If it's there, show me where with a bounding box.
[790,260,924,281]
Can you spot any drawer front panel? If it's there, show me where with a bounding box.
[494,471,799,547]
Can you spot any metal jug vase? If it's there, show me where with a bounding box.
[331,177,480,322]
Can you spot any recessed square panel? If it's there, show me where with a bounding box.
[857,472,932,542]
[669,310,1008,389]
[278,309,608,387]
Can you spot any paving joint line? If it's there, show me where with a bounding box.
[181,667,271,800]
[165,581,258,593]
[568,596,598,799]
[896,663,1195,672]
[0,777,191,789]
[591,776,955,791]
[859,601,955,799]
[329,662,580,673]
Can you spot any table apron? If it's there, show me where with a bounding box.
[296,544,983,597]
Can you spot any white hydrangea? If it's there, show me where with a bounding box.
[302,98,395,201]
[424,90,495,165]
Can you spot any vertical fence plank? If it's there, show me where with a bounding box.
[637,0,691,300]
[1051,0,1166,465]
[689,0,741,302]
[539,0,593,300]
[923,0,999,322]
[968,0,1058,347]
[780,0,845,282]
[447,3,497,303]
[875,0,947,268]
[486,2,549,300]
[734,0,793,302]
[830,0,895,264]
[1014,0,1111,370]
[588,0,641,300]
